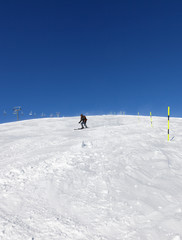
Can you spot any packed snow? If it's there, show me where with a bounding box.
[0,115,182,240]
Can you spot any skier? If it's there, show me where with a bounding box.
[79,114,88,129]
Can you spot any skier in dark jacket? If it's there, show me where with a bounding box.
[79,114,88,129]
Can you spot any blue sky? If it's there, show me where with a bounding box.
[0,0,182,122]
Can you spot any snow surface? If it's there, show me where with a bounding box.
[0,115,182,240]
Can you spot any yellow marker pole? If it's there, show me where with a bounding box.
[150,112,152,127]
[168,106,170,141]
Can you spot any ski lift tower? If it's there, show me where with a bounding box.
[56,112,60,117]
[13,106,22,121]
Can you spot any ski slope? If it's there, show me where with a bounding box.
[0,115,182,240]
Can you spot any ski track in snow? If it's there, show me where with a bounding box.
[0,115,182,240]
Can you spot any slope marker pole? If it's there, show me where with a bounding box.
[168,106,170,141]
[150,112,152,127]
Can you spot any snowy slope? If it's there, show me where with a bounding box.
[0,115,182,240]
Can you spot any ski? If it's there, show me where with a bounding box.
[74,127,89,130]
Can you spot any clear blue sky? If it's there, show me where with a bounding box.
[1,0,182,122]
